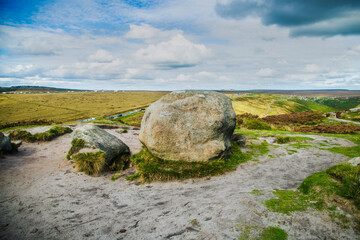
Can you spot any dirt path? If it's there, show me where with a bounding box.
[0,125,358,240]
[328,116,360,125]
[263,100,274,117]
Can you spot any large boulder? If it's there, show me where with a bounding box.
[139,90,236,162]
[68,124,130,175]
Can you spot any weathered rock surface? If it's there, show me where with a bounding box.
[348,157,360,166]
[139,90,236,162]
[0,132,12,153]
[73,124,130,165]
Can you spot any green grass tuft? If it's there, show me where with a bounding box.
[265,189,323,215]
[127,143,253,183]
[276,136,290,144]
[251,189,263,195]
[265,163,360,227]
[258,226,288,240]
[66,138,85,160]
[9,126,72,142]
[72,151,106,176]
[324,145,360,158]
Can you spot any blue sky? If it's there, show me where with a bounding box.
[1,0,360,90]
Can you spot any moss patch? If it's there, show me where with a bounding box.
[258,226,288,240]
[236,225,287,240]
[9,126,72,142]
[127,143,253,183]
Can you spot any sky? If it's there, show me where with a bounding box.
[0,0,360,90]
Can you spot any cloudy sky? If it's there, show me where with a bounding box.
[1,0,360,90]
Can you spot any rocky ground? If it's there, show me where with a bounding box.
[0,124,359,240]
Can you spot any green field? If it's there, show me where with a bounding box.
[2,92,360,128]
[0,91,168,125]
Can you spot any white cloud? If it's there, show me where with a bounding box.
[303,64,323,73]
[256,68,276,77]
[135,34,211,69]
[196,71,217,78]
[45,59,124,79]
[89,50,115,63]
[125,23,182,43]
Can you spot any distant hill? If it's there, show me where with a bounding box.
[220,89,360,97]
[230,94,360,116]
[0,86,85,93]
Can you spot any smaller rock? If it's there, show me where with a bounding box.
[119,229,126,233]
[348,157,360,166]
[0,132,12,153]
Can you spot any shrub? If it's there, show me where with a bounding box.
[276,136,290,144]
[263,111,325,126]
[294,125,360,134]
[9,130,35,142]
[243,118,272,130]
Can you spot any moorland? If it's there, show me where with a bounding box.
[0,90,359,240]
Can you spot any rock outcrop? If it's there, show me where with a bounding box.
[68,124,130,175]
[139,90,236,162]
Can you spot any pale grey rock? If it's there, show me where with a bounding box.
[139,90,236,162]
[72,124,130,165]
[348,157,360,166]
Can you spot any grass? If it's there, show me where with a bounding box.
[72,151,106,176]
[127,143,254,183]
[0,91,167,125]
[265,163,360,228]
[231,94,344,117]
[324,146,360,158]
[236,225,287,240]
[251,189,263,195]
[248,141,270,158]
[276,136,314,144]
[115,112,144,127]
[66,138,85,160]
[9,126,72,142]
[275,136,290,144]
[0,124,51,133]
[265,189,323,215]
[127,140,271,183]
[258,226,287,240]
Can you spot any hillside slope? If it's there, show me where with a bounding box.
[231,94,360,116]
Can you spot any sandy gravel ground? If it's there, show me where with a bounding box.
[0,125,359,240]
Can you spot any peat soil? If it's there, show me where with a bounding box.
[0,125,358,240]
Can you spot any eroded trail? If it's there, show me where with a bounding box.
[0,126,358,240]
